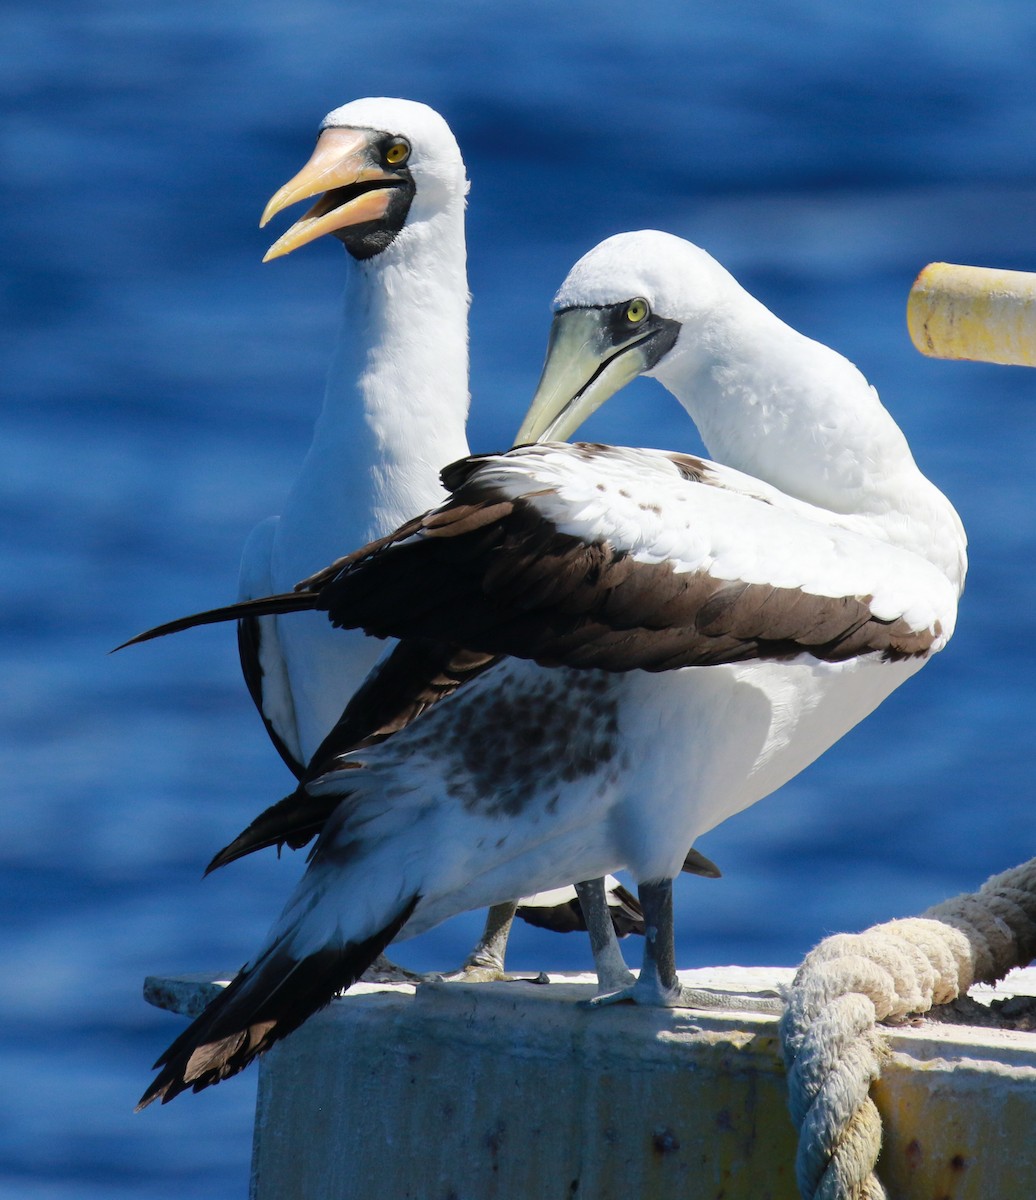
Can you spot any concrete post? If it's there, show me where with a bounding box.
[144,966,1036,1199]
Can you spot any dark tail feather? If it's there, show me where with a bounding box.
[682,847,722,879]
[515,855,719,940]
[113,592,318,652]
[603,882,647,937]
[205,787,344,874]
[136,894,418,1109]
[514,894,593,935]
[516,881,646,938]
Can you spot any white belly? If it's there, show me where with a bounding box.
[321,652,929,937]
[276,615,387,762]
[612,653,926,879]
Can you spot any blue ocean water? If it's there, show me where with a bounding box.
[2,2,1036,1194]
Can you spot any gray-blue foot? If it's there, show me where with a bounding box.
[585,878,783,1013]
[585,970,684,1008]
[585,973,783,1013]
[359,954,426,984]
[435,899,533,983]
[434,963,550,984]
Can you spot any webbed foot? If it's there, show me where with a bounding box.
[584,974,782,1013]
[359,954,426,984]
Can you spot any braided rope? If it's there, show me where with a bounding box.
[779,856,1036,1200]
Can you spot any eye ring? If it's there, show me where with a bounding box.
[384,138,411,166]
[625,297,649,324]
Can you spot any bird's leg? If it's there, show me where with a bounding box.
[465,901,517,974]
[588,878,782,1012]
[586,878,682,1007]
[620,878,683,1005]
[437,901,519,982]
[575,877,635,993]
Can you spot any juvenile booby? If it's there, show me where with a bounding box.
[204,98,654,971]
[136,232,965,1105]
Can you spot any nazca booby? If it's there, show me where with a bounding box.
[207,98,658,973]
[136,232,964,1105]
[238,96,470,782]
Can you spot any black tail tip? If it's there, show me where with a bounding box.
[135,1076,175,1111]
[136,894,421,1107]
[682,847,722,879]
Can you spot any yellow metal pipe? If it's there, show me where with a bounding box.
[907,261,1036,366]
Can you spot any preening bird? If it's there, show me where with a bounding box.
[135,231,965,1106]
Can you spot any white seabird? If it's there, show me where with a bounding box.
[238,96,470,778]
[196,98,658,971]
[136,231,965,1105]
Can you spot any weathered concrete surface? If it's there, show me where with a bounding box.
[876,972,1036,1200]
[143,966,1036,1200]
[143,971,232,1019]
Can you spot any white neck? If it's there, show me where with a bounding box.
[656,280,966,591]
[286,200,471,560]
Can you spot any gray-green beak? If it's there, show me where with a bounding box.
[515,305,680,445]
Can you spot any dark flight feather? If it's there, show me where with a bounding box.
[137,895,419,1107]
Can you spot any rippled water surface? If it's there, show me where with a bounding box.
[3,3,1036,1195]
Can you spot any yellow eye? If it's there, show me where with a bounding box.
[385,139,410,166]
[626,298,649,324]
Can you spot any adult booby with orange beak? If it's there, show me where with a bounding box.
[216,99,658,978]
[240,97,470,776]
[134,232,964,1105]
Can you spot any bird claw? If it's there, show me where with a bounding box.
[432,965,551,984]
[433,964,509,983]
[583,975,782,1012]
[581,974,689,1009]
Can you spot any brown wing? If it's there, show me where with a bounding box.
[310,479,936,671]
[303,639,498,772]
[119,445,936,670]
[206,638,498,872]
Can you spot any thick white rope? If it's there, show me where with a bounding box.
[779,856,1036,1200]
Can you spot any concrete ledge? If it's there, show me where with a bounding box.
[144,967,1036,1199]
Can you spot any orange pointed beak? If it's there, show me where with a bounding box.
[260,127,404,262]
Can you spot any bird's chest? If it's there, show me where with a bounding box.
[612,653,924,851]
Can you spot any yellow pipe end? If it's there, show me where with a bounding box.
[907,262,1036,367]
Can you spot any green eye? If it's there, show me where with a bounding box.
[385,139,410,166]
[626,298,649,324]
